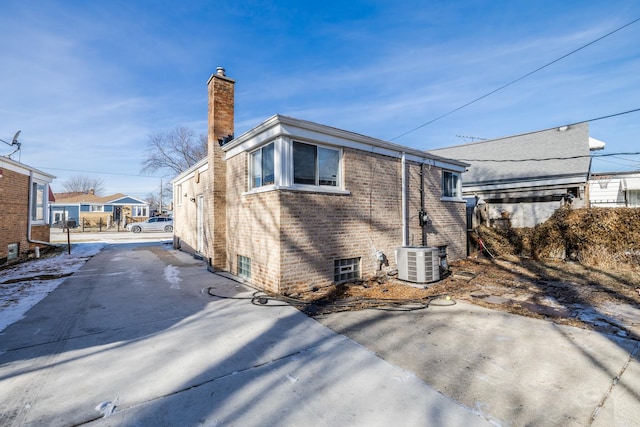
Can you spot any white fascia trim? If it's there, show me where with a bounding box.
[464,176,587,193]
[172,162,209,186]
[223,115,468,172]
[169,157,209,184]
[0,157,56,181]
[49,202,81,208]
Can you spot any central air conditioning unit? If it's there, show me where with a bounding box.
[395,246,440,283]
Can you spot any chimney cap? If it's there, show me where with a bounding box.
[216,67,225,76]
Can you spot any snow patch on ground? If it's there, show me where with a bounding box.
[0,244,104,332]
[163,265,182,289]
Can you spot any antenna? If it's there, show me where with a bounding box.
[1,130,22,159]
[455,134,487,143]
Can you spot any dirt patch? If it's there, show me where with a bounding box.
[298,208,640,340]
[298,257,640,338]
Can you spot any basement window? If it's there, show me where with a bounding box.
[334,257,360,283]
[238,255,251,279]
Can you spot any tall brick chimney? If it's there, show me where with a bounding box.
[207,67,234,270]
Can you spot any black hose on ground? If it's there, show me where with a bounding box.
[206,287,456,315]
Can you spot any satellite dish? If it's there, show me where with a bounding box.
[12,130,21,145]
[0,130,22,159]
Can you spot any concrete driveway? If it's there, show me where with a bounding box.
[317,300,640,426]
[0,242,491,426]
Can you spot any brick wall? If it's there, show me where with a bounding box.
[416,165,467,261]
[30,225,50,244]
[0,168,53,264]
[79,212,112,227]
[207,69,235,270]
[0,168,29,262]
[226,153,281,292]
[173,166,209,256]
[225,145,467,295]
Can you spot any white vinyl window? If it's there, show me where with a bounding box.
[293,141,339,187]
[250,143,275,188]
[132,206,148,217]
[89,205,104,212]
[442,171,461,199]
[31,183,45,221]
[245,139,344,194]
[628,190,640,207]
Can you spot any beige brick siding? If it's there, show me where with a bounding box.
[226,153,281,292]
[225,146,467,295]
[406,162,467,260]
[207,72,234,270]
[173,166,209,256]
[79,212,111,227]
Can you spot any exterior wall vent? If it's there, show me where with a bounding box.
[395,246,440,283]
[7,243,19,261]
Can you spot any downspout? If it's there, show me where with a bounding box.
[420,162,426,247]
[401,152,408,246]
[27,171,55,248]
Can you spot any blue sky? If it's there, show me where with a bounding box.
[1,0,639,198]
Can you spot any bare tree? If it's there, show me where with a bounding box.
[62,175,105,195]
[141,127,207,176]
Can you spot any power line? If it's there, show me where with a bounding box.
[391,16,640,141]
[35,166,167,179]
[567,107,640,126]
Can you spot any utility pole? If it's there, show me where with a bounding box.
[159,179,163,215]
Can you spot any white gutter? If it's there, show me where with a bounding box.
[27,171,55,247]
[401,152,408,246]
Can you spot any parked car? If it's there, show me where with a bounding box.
[126,217,173,233]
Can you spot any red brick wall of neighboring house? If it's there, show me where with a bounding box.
[29,225,51,245]
[0,168,30,263]
[207,68,235,271]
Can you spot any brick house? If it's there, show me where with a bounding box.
[49,191,150,228]
[172,68,469,294]
[0,156,55,265]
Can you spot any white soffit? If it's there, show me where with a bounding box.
[623,178,640,190]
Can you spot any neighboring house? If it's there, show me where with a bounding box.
[589,171,640,207]
[429,123,606,228]
[49,190,150,228]
[172,68,469,295]
[0,156,55,265]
